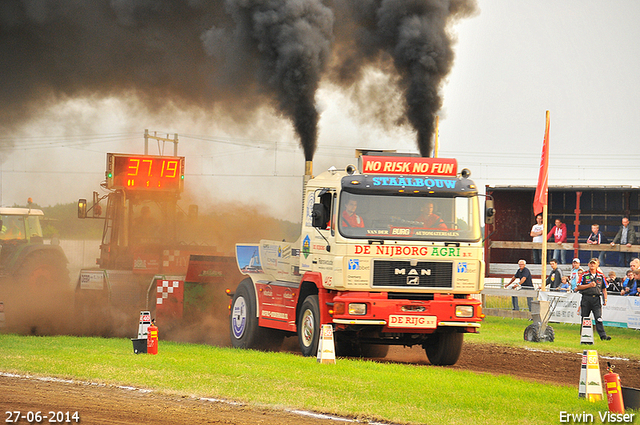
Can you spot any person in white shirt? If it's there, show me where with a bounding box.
[529,214,544,264]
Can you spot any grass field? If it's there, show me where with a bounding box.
[1,317,638,425]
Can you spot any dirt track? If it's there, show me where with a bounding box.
[2,342,639,424]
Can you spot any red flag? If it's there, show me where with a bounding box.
[533,111,550,216]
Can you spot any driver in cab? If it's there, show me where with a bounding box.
[341,199,364,228]
[417,202,447,230]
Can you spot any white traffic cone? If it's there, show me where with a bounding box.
[581,317,594,345]
[585,350,603,402]
[138,310,151,339]
[317,324,336,364]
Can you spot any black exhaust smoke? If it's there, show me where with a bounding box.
[0,0,474,159]
[201,1,333,162]
[330,0,477,157]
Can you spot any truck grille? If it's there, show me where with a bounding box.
[372,260,452,288]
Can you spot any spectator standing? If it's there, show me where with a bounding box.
[605,270,624,294]
[611,217,636,266]
[576,258,611,341]
[587,224,606,266]
[530,214,544,264]
[505,259,534,311]
[569,258,584,291]
[546,258,562,289]
[547,218,568,264]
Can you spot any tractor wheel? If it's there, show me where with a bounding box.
[524,323,555,342]
[297,295,320,357]
[542,325,555,342]
[17,250,69,293]
[524,323,541,342]
[13,251,71,334]
[424,331,464,366]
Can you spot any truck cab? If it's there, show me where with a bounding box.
[231,153,485,365]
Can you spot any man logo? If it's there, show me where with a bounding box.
[396,268,430,276]
[348,259,360,270]
[407,277,420,285]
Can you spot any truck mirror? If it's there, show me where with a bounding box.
[485,199,495,225]
[311,203,328,228]
[78,199,87,219]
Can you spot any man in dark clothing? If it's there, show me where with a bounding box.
[576,258,611,341]
[505,259,534,311]
[546,258,562,290]
[611,217,637,266]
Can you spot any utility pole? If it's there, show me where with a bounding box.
[144,129,179,156]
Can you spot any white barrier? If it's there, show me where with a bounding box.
[536,292,640,329]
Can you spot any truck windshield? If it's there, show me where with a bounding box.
[337,192,481,242]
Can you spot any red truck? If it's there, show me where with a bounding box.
[230,152,487,365]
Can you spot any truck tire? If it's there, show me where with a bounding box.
[361,344,389,358]
[298,295,320,357]
[424,331,464,366]
[334,334,389,358]
[230,278,261,349]
[334,333,359,357]
[524,323,555,342]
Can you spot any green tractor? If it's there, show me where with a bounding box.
[0,207,70,334]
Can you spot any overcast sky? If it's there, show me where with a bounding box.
[1,0,639,222]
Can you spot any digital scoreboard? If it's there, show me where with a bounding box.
[106,153,185,192]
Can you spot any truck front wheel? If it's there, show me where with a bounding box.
[423,331,464,366]
[230,278,260,349]
[298,295,320,357]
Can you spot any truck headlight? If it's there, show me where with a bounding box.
[333,302,345,315]
[348,303,367,315]
[455,305,474,318]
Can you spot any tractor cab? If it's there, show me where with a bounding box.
[78,153,185,272]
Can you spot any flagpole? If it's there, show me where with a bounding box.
[535,110,550,291]
[541,204,548,291]
[540,111,550,291]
